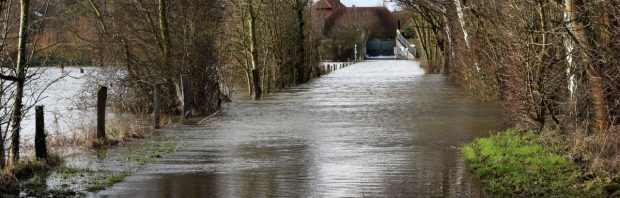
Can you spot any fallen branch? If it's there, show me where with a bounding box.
[197,110,221,125]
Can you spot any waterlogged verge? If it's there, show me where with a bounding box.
[20,139,180,197]
[22,167,130,197]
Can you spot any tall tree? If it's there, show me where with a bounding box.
[248,0,262,100]
[565,0,610,133]
[294,0,309,84]
[8,0,31,165]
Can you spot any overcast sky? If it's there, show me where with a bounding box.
[335,0,399,10]
[340,0,383,7]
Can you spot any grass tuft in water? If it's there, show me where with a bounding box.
[122,140,179,165]
[55,165,131,193]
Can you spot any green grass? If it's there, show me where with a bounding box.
[55,165,131,193]
[122,140,178,165]
[462,129,587,197]
[83,171,131,192]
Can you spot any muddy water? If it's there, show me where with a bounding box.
[98,60,504,197]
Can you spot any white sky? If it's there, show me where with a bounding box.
[341,0,384,7]
[332,0,399,10]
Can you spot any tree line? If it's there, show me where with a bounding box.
[0,0,321,169]
[398,0,619,134]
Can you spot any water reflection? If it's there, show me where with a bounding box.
[98,60,503,197]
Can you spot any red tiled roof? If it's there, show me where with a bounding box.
[323,7,399,39]
[314,0,346,9]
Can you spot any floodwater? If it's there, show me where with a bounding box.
[7,67,125,139]
[98,60,504,197]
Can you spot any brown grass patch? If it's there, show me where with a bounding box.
[570,130,620,174]
[47,114,179,149]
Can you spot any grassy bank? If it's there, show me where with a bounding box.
[462,129,620,197]
[0,156,61,194]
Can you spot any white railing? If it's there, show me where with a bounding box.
[321,61,355,74]
[395,30,416,60]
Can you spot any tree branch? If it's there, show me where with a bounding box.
[0,73,20,82]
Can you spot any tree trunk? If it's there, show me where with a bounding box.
[0,81,4,168]
[248,0,262,99]
[565,0,610,133]
[295,0,307,84]
[453,0,469,49]
[252,69,262,99]
[159,0,185,114]
[563,8,577,101]
[158,0,171,73]
[245,70,253,94]
[0,110,3,168]
[8,0,30,166]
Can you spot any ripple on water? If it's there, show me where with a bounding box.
[98,60,504,198]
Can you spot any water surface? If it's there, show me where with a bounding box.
[98,60,503,197]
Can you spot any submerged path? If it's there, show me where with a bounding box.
[99,60,504,197]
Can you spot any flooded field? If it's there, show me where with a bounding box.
[12,67,125,140]
[94,60,504,197]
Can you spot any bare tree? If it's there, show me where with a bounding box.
[565,0,610,133]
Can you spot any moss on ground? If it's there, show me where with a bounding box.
[462,129,597,197]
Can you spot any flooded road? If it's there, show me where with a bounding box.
[98,60,504,197]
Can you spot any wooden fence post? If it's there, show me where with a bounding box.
[154,83,161,129]
[97,86,108,141]
[35,106,47,159]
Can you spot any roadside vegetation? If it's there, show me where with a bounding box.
[464,130,584,197]
[464,129,620,197]
[397,0,620,196]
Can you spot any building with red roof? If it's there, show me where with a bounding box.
[313,0,400,58]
